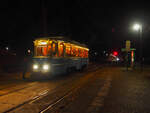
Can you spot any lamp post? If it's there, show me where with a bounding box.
[133,23,143,71]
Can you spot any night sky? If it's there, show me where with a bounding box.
[3,1,150,57]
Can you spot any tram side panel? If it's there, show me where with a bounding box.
[31,58,89,78]
[65,58,88,71]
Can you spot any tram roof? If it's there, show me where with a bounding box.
[35,36,88,49]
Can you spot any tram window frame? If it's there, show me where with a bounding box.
[36,46,48,56]
[65,44,71,57]
[34,39,89,58]
[58,42,64,57]
[51,41,58,57]
[47,41,52,56]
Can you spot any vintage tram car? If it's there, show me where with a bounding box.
[31,36,89,78]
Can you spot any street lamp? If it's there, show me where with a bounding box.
[133,23,143,71]
[133,24,141,31]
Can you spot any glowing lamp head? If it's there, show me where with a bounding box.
[133,24,141,31]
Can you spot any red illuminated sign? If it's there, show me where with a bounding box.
[113,51,118,56]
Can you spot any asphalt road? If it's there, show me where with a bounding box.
[0,65,150,113]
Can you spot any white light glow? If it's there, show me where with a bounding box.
[43,64,49,70]
[28,49,31,53]
[40,42,47,45]
[133,24,141,31]
[6,47,9,50]
[116,58,120,61]
[33,64,38,69]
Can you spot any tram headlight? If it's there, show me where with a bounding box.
[33,64,38,70]
[43,64,49,70]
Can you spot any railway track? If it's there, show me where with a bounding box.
[3,65,101,113]
[40,66,102,113]
[40,82,82,113]
[0,82,38,97]
[2,76,77,113]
